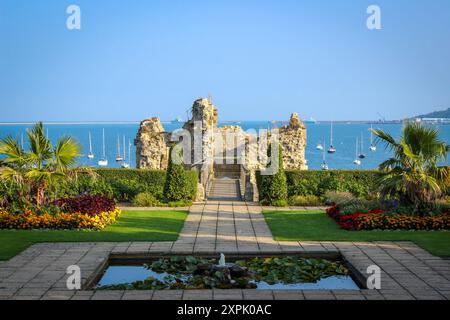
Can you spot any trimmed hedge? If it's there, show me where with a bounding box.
[96,169,166,201]
[99,169,197,202]
[257,170,381,200]
[75,169,197,202]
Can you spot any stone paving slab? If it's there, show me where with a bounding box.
[0,200,449,300]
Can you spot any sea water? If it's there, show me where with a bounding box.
[1,122,449,170]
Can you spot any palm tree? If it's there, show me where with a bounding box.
[0,122,81,206]
[371,121,450,211]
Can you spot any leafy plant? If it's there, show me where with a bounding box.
[57,194,116,215]
[0,122,84,207]
[289,195,323,206]
[372,122,450,213]
[164,145,192,202]
[259,143,288,205]
[323,191,355,206]
[132,192,161,207]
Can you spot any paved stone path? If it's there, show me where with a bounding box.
[1,201,449,300]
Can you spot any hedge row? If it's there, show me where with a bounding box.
[257,170,381,199]
[97,169,198,202]
[57,169,198,202]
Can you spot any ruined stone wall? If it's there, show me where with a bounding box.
[278,113,308,170]
[135,117,169,170]
[183,98,218,167]
[135,100,308,172]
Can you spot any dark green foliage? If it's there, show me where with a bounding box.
[258,143,288,206]
[257,170,381,200]
[164,147,196,202]
[132,192,161,207]
[55,169,197,203]
[96,169,166,201]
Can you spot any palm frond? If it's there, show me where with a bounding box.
[0,136,26,166]
[53,136,81,170]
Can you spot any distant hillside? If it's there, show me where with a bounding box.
[414,108,450,119]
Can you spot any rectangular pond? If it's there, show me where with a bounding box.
[92,254,363,291]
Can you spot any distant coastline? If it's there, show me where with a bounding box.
[0,120,405,126]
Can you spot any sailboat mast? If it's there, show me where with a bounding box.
[361,132,364,151]
[370,125,373,144]
[103,129,106,158]
[330,122,333,145]
[128,139,132,165]
[89,132,92,153]
[117,135,121,156]
[123,135,126,161]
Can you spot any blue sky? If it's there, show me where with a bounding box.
[0,0,449,122]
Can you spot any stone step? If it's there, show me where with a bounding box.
[207,179,242,200]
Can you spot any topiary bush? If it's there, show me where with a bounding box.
[164,146,193,202]
[258,143,288,206]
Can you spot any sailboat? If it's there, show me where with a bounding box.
[327,122,336,154]
[353,138,361,166]
[369,125,377,152]
[358,132,366,159]
[321,139,329,170]
[316,140,324,150]
[98,129,108,167]
[87,132,94,159]
[121,138,131,169]
[115,135,124,162]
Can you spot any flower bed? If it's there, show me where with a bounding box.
[0,208,121,230]
[56,194,116,216]
[0,195,121,230]
[326,205,450,231]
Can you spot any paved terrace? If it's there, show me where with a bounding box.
[0,201,449,300]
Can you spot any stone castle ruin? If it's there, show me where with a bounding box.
[135,98,307,201]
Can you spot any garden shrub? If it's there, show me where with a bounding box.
[323,191,355,206]
[132,192,161,207]
[289,195,323,206]
[258,143,288,206]
[57,194,116,216]
[338,198,380,215]
[164,146,192,202]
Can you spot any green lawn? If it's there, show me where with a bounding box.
[264,210,450,257]
[0,210,188,261]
